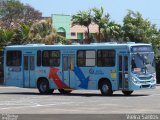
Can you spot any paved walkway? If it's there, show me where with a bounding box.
[0,86,160,114]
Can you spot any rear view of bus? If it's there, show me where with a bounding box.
[127,45,156,94]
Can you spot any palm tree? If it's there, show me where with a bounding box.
[102,21,123,42]
[11,23,30,44]
[0,29,14,47]
[92,7,110,42]
[29,18,66,44]
[72,10,92,43]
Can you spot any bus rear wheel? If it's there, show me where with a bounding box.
[100,81,113,96]
[122,90,133,96]
[37,79,54,94]
[58,89,72,94]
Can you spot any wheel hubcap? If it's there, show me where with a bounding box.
[102,84,108,93]
[40,83,47,92]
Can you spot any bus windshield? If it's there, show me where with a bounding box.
[131,53,155,74]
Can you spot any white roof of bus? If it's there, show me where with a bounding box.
[5,42,151,48]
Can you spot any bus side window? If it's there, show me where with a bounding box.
[97,50,115,67]
[37,50,41,66]
[77,50,96,67]
[42,50,60,67]
[42,51,49,66]
[77,50,85,66]
[6,51,21,66]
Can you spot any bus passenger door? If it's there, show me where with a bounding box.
[62,54,75,88]
[23,55,35,88]
[118,54,129,90]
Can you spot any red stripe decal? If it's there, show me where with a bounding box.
[49,67,68,89]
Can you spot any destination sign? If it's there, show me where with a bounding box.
[131,46,153,52]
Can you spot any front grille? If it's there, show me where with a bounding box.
[139,76,152,80]
[140,81,150,84]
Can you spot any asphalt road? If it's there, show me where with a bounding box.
[0,86,160,115]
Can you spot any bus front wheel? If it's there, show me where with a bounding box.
[122,90,133,96]
[37,79,54,94]
[100,81,113,96]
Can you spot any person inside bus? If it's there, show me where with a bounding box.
[132,57,137,70]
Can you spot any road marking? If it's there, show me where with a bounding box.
[0,102,76,110]
[0,99,100,110]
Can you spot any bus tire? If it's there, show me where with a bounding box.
[100,80,113,96]
[37,79,52,94]
[58,89,72,94]
[122,90,133,96]
[48,89,54,94]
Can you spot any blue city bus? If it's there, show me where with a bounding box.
[3,43,156,96]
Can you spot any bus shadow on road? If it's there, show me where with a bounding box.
[0,92,150,97]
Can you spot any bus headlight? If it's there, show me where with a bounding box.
[131,76,140,84]
[131,77,136,81]
[153,73,156,80]
[151,74,156,83]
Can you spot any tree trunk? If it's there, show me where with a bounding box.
[99,27,101,42]
[87,26,90,44]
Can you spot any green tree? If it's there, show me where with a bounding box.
[123,10,153,43]
[22,4,42,24]
[29,18,66,44]
[102,21,123,42]
[92,7,110,42]
[0,0,25,28]
[123,10,160,83]
[0,28,14,48]
[149,27,160,57]
[123,10,160,54]
[0,0,42,28]
[11,23,30,44]
[0,18,66,46]
[72,10,92,43]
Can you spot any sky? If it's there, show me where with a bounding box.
[20,0,160,28]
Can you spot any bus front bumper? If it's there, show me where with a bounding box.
[130,81,156,90]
